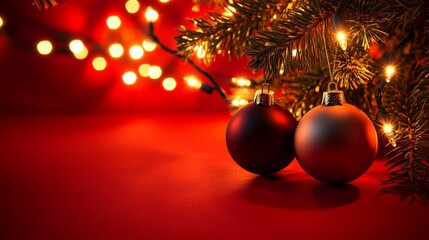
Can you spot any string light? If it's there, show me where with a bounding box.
[129,45,144,59]
[125,0,140,14]
[142,40,157,52]
[383,123,397,147]
[292,49,297,57]
[138,64,151,77]
[92,57,107,71]
[0,16,4,28]
[109,43,124,58]
[106,16,121,30]
[69,39,85,53]
[336,31,347,51]
[159,0,170,3]
[162,78,177,91]
[73,46,88,59]
[385,65,396,83]
[122,71,137,85]
[145,7,159,22]
[232,98,248,107]
[148,65,162,79]
[184,76,202,89]
[231,77,251,87]
[36,40,53,55]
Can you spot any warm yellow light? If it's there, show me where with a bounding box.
[383,123,397,147]
[69,39,84,53]
[385,65,395,82]
[195,45,206,59]
[231,77,251,87]
[125,0,140,14]
[109,43,124,58]
[148,66,162,79]
[73,46,88,59]
[142,40,157,52]
[159,0,170,3]
[336,31,347,51]
[92,57,107,71]
[383,124,393,133]
[129,45,144,59]
[145,7,159,22]
[138,64,151,77]
[0,16,4,28]
[162,78,177,91]
[232,98,248,107]
[184,76,202,89]
[292,49,297,57]
[122,71,137,85]
[106,16,121,30]
[37,40,53,55]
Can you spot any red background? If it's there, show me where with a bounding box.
[0,0,253,114]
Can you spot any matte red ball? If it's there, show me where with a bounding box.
[294,103,378,184]
[226,103,297,175]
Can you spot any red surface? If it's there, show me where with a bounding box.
[0,114,428,240]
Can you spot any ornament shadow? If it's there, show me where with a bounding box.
[239,172,360,210]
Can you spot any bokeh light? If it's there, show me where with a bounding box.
[162,78,177,91]
[73,46,88,59]
[109,43,124,58]
[148,65,162,79]
[0,16,4,28]
[138,64,151,77]
[122,71,137,85]
[36,40,53,55]
[142,40,157,52]
[129,45,144,59]
[106,16,121,30]
[145,7,159,22]
[125,0,140,14]
[92,57,107,71]
[69,39,84,53]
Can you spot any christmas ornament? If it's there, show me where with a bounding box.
[226,84,297,175]
[294,83,378,184]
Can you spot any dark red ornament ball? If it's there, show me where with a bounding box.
[294,103,378,184]
[226,103,297,175]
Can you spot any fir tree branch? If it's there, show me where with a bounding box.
[175,0,293,64]
[246,0,339,81]
[33,0,65,10]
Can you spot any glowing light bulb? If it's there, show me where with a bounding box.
[292,49,297,57]
[162,78,177,91]
[73,46,88,59]
[125,0,140,14]
[129,45,144,59]
[92,57,107,71]
[138,64,151,77]
[385,65,396,83]
[336,31,347,51]
[123,71,137,85]
[109,43,124,58]
[106,16,121,30]
[159,0,170,3]
[0,16,4,28]
[148,66,162,79]
[383,123,397,147]
[37,40,53,55]
[145,7,159,22]
[184,76,202,89]
[69,39,84,53]
[232,98,248,107]
[231,77,251,87]
[142,40,157,52]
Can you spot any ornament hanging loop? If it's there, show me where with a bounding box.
[255,83,275,107]
[322,82,345,106]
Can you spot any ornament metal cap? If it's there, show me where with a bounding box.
[254,83,275,107]
[322,82,345,106]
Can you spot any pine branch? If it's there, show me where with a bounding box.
[33,0,65,10]
[193,0,227,7]
[381,60,429,205]
[246,0,339,81]
[175,0,294,64]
